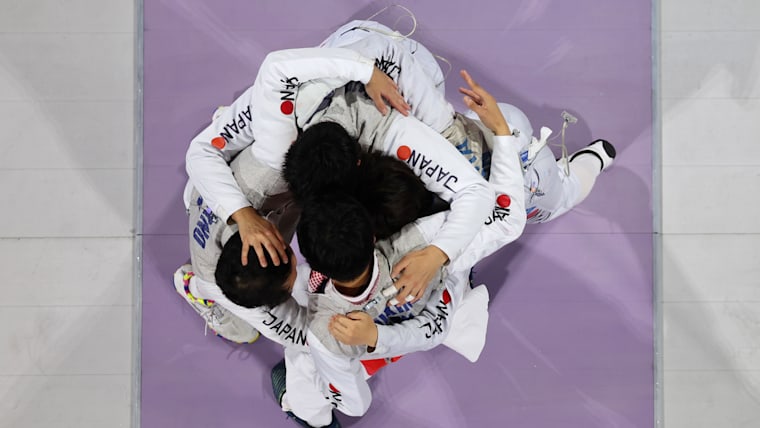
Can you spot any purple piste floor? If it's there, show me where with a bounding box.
[142,1,653,427]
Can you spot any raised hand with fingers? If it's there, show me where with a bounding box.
[458,70,511,136]
[229,206,288,267]
[365,66,411,117]
[390,245,449,306]
[329,311,378,348]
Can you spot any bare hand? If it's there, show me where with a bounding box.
[365,66,410,116]
[458,70,511,136]
[229,206,288,267]
[329,311,378,348]
[390,245,449,305]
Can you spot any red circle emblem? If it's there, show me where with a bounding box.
[442,289,451,305]
[280,100,294,115]
[497,194,511,208]
[396,145,412,160]
[211,137,226,150]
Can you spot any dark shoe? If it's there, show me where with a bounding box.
[270,359,341,428]
[569,139,616,172]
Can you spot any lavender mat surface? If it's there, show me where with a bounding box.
[142,1,653,426]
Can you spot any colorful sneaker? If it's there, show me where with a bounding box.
[569,139,616,172]
[271,359,341,428]
[172,264,260,344]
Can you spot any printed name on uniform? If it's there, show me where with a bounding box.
[418,289,452,339]
[279,76,299,115]
[193,207,219,249]
[485,206,511,225]
[217,105,253,144]
[262,310,307,346]
[326,384,342,407]
[397,145,460,192]
[374,53,401,80]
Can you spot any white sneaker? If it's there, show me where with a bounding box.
[173,264,260,344]
[569,139,616,172]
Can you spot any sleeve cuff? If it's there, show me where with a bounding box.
[356,56,375,84]
[372,325,394,355]
[493,134,521,153]
[215,198,251,224]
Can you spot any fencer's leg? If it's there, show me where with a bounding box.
[566,139,616,205]
[278,347,336,427]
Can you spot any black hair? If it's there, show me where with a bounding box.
[214,232,292,308]
[296,192,374,282]
[282,121,361,204]
[356,151,450,239]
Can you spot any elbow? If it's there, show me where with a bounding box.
[185,140,206,173]
[507,205,527,242]
[260,51,280,68]
[184,150,194,174]
[259,50,291,74]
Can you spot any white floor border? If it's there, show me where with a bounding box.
[131,0,144,426]
[652,0,663,427]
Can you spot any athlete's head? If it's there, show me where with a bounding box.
[282,121,362,204]
[356,151,449,239]
[296,192,374,283]
[215,232,296,308]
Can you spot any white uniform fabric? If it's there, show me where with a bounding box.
[320,20,446,94]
